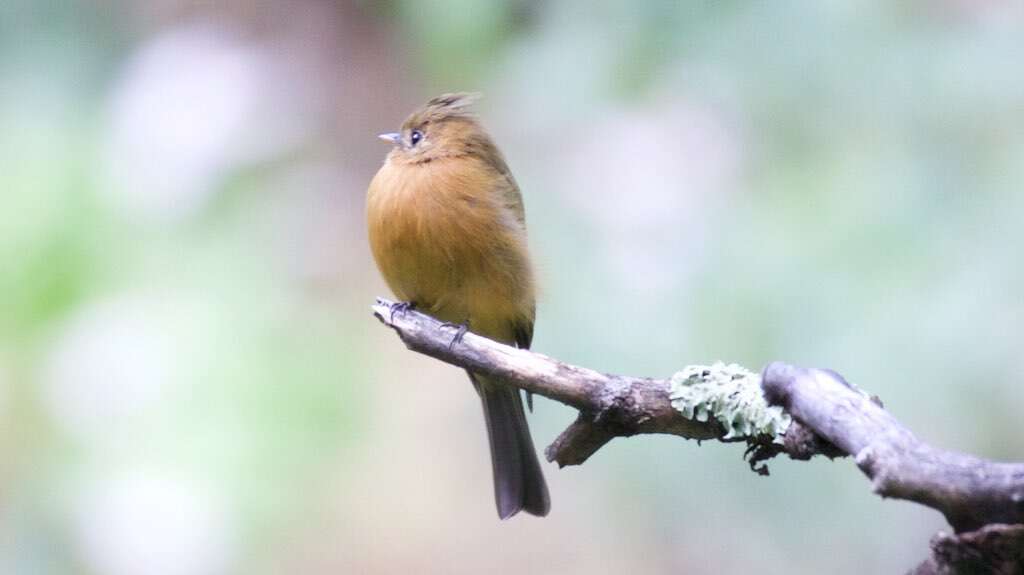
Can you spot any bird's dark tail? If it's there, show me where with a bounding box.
[472,373,550,519]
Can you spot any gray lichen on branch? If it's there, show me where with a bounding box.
[669,363,790,441]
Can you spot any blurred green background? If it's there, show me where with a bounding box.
[3,1,1023,573]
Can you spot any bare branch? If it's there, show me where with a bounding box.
[761,362,1024,533]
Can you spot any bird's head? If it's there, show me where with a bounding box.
[378,93,490,165]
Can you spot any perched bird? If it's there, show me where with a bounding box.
[366,93,549,519]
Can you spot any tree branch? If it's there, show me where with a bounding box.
[372,297,1024,571]
[761,362,1024,533]
[372,298,782,469]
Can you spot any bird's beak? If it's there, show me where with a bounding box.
[378,132,402,145]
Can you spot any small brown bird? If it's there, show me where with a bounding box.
[366,93,549,518]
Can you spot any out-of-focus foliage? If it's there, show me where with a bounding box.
[2,1,1023,573]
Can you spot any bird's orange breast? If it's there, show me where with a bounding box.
[366,156,534,342]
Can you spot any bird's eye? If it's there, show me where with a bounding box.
[410,130,423,146]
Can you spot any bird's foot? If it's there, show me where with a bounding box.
[388,301,416,323]
[440,320,470,351]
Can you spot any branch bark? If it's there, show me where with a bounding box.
[371,298,775,468]
[761,362,1024,533]
[372,297,1024,571]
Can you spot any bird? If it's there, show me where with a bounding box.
[366,93,549,519]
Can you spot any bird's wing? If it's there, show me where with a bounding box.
[482,141,537,408]
[513,309,536,412]
[513,310,534,350]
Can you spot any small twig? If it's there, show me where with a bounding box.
[544,415,618,467]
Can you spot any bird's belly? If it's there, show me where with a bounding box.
[367,161,531,343]
[379,237,465,318]
[373,216,520,336]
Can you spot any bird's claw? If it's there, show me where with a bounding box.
[388,301,416,323]
[440,321,470,351]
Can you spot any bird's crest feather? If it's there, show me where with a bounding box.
[403,92,482,128]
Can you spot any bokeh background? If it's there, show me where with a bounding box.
[3,1,1024,573]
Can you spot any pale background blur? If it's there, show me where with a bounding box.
[3,1,1024,573]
